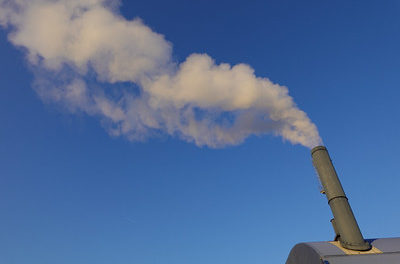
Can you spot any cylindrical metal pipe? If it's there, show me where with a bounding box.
[311,146,371,251]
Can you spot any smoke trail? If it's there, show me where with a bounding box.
[0,0,322,148]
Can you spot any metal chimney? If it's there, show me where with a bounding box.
[311,146,371,251]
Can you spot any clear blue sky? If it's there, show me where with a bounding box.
[1,0,400,263]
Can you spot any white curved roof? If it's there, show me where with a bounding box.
[286,237,400,264]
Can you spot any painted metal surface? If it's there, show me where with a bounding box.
[286,238,400,264]
[311,146,370,251]
[286,147,398,263]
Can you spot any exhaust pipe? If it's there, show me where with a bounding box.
[311,146,371,251]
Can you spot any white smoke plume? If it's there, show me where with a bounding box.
[0,0,322,148]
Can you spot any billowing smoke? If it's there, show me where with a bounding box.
[0,0,322,148]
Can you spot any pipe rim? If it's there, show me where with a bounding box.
[311,145,327,155]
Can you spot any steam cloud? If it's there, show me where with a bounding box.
[0,0,322,148]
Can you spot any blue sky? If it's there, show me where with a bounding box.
[1,0,400,263]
